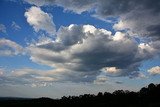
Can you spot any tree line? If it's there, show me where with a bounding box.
[0,83,160,107]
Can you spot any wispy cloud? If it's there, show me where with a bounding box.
[11,21,21,31]
[0,24,6,33]
[0,38,24,56]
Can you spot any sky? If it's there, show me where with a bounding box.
[0,0,160,98]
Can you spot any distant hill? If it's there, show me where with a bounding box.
[0,83,160,107]
[0,97,32,101]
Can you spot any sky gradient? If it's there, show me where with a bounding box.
[0,0,160,98]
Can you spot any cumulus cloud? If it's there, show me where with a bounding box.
[0,38,24,56]
[11,21,21,31]
[148,66,160,75]
[24,6,56,35]
[101,67,121,76]
[0,24,6,33]
[26,24,159,83]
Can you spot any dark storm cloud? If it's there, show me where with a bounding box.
[95,0,160,17]
[95,0,160,41]
[147,25,160,40]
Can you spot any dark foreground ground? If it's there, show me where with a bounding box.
[0,83,160,107]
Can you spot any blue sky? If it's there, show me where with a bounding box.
[0,0,160,98]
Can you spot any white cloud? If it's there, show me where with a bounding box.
[148,66,160,75]
[102,67,120,74]
[113,32,126,41]
[24,6,56,35]
[113,20,127,31]
[11,21,21,31]
[0,38,24,56]
[0,24,6,33]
